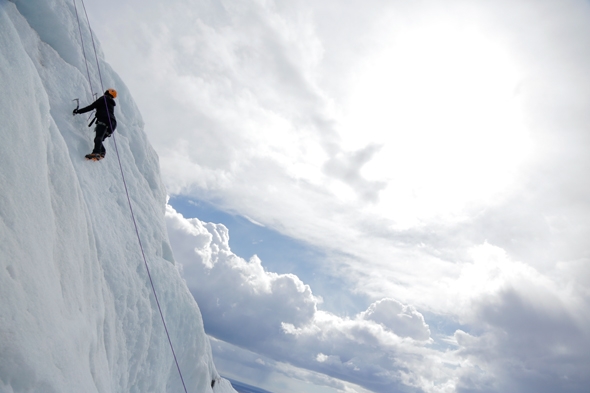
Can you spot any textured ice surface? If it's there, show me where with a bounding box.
[0,1,235,392]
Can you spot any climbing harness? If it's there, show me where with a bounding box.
[72,2,189,392]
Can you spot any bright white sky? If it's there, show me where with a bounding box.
[85,0,590,392]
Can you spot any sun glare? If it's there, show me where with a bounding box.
[340,22,530,225]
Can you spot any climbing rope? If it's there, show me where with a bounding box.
[72,0,94,97]
[72,2,189,392]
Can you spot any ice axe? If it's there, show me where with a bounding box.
[72,98,79,115]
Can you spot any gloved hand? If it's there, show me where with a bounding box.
[73,108,79,115]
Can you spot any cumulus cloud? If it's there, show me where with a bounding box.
[166,205,318,345]
[361,298,430,341]
[165,204,455,393]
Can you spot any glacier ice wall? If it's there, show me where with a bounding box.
[0,1,234,392]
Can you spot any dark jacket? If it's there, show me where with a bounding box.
[78,95,117,130]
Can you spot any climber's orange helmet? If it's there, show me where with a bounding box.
[105,88,117,98]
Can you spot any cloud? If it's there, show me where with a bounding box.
[166,205,318,345]
[211,336,376,393]
[449,244,590,393]
[87,0,590,391]
[167,203,590,392]
[165,204,457,393]
[323,144,387,203]
[360,298,430,341]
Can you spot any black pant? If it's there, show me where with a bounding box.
[92,122,110,156]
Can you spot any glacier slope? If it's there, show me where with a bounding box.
[0,1,235,392]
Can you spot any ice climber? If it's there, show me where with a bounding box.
[73,88,118,161]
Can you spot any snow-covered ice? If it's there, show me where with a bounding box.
[0,0,236,392]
